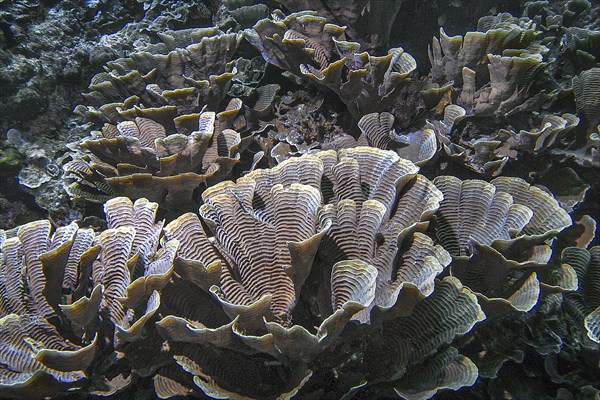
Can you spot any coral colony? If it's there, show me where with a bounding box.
[1,0,599,399]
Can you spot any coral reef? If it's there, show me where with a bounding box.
[1,0,600,399]
[561,244,600,343]
[0,197,177,398]
[1,147,580,398]
[0,0,215,220]
[275,0,403,52]
[245,10,418,117]
[65,28,250,210]
[65,109,248,210]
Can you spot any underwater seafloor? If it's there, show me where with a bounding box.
[1,0,600,399]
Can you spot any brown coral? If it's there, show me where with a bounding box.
[245,11,417,117]
[427,20,556,117]
[276,0,404,52]
[78,29,242,124]
[150,147,488,399]
[561,245,600,343]
[0,221,98,398]
[65,108,249,210]
[66,28,248,210]
[358,111,438,166]
[0,197,176,398]
[433,175,572,314]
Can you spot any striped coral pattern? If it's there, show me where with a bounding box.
[434,176,534,256]
[104,197,163,270]
[200,182,322,326]
[318,199,387,264]
[387,233,450,297]
[18,221,54,318]
[491,176,571,236]
[0,238,27,316]
[242,153,324,200]
[358,112,395,149]
[134,117,167,149]
[367,278,484,380]
[573,67,600,129]
[337,147,419,214]
[97,228,135,326]
[0,314,87,390]
[331,260,377,311]
[284,29,329,68]
[164,213,221,268]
